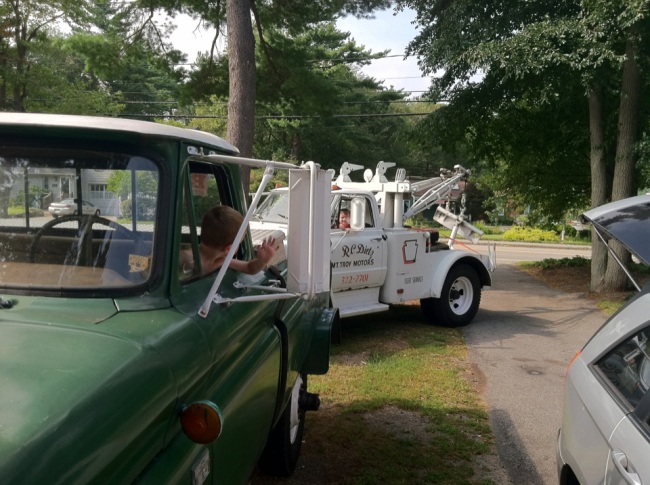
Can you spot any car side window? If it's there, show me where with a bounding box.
[597,327,650,412]
[178,161,238,282]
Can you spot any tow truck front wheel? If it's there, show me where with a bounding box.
[421,264,481,327]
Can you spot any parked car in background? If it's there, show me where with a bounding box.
[48,198,99,217]
[557,194,650,485]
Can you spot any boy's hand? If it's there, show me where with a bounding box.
[257,236,278,264]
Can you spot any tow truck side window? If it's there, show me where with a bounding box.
[178,161,241,282]
[331,195,375,229]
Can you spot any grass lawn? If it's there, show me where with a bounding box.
[263,304,505,485]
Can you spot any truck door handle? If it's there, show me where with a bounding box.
[371,235,387,241]
[612,450,641,485]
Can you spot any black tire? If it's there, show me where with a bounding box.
[420,264,481,327]
[94,209,101,216]
[330,304,342,345]
[257,374,307,476]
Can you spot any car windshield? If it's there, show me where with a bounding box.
[254,191,289,223]
[0,146,159,291]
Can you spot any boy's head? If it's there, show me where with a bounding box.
[200,205,244,250]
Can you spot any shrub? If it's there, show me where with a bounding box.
[472,221,504,235]
[502,225,560,242]
[536,256,590,269]
[121,197,156,220]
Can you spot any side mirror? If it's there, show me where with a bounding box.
[349,197,366,231]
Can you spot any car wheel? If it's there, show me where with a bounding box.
[257,374,307,476]
[94,209,100,216]
[420,264,481,327]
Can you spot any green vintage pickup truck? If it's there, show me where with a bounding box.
[0,113,336,484]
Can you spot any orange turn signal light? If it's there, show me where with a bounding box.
[564,350,581,385]
[180,401,223,444]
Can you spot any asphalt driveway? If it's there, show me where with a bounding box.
[465,263,605,484]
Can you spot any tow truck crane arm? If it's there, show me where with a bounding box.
[403,165,469,220]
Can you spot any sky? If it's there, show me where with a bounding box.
[167,8,431,97]
[336,8,430,96]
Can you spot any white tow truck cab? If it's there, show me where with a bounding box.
[252,161,495,329]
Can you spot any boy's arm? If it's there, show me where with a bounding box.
[229,257,266,275]
[229,237,277,275]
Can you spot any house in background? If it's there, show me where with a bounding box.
[0,168,121,217]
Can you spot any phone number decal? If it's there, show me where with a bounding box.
[341,274,369,284]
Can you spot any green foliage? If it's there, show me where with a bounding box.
[250,22,413,170]
[471,221,503,235]
[0,0,96,111]
[528,256,590,270]
[502,225,560,242]
[24,37,124,116]
[397,0,649,225]
[110,171,158,220]
[120,197,156,220]
[11,186,46,209]
[249,168,289,193]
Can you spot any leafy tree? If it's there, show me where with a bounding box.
[0,0,92,111]
[399,0,650,292]
[64,0,188,119]
[23,36,123,115]
[159,0,393,188]
[251,23,409,169]
[180,20,415,173]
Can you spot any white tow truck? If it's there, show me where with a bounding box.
[251,161,495,330]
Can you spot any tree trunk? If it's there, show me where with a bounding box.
[290,132,301,160]
[11,11,28,112]
[602,36,642,292]
[587,86,608,292]
[0,71,6,110]
[226,0,255,192]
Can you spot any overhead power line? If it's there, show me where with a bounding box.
[119,112,433,120]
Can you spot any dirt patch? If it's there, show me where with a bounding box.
[519,264,646,306]
[362,404,432,443]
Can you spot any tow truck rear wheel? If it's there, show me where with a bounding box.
[258,374,308,476]
[420,264,481,327]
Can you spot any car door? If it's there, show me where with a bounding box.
[170,160,282,483]
[594,326,650,484]
[606,413,650,484]
[330,193,387,292]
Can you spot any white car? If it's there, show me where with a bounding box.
[48,198,100,218]
[557,194,650,485]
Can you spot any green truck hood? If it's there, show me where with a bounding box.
[0,298,177,483]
